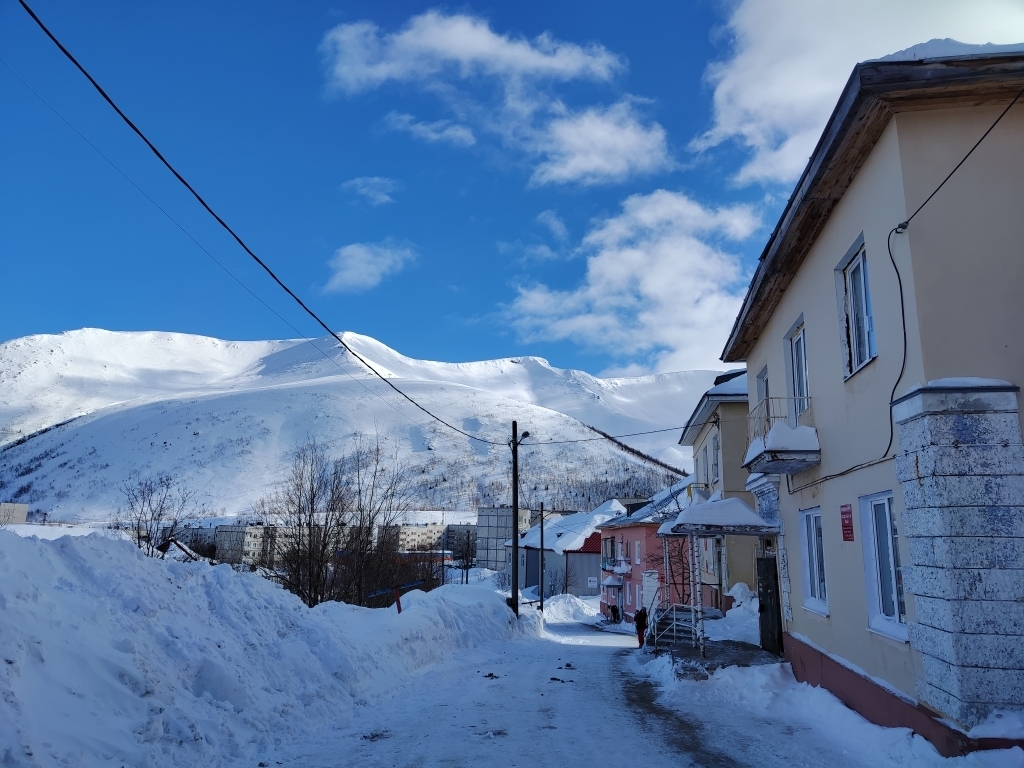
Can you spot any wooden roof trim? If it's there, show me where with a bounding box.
[721,53,1024,363]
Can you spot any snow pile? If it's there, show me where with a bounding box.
[542,594,603,624]
[743,422,819,466]
[970,710,1024,740]
[0,531,514,767]
[640,657,1022,767]
[704,582,760,645]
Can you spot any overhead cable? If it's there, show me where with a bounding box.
[17,0,502,446]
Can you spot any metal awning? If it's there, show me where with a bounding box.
[601,575,623,587]
[662,496,778,537]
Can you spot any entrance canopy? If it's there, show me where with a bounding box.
[601,575,623,587]
[657,497,778,537]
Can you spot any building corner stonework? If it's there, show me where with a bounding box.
[892,381,1024,728]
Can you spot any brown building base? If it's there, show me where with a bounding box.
[784,633,1024,757]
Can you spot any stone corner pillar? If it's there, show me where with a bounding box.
[892,380,1024,728]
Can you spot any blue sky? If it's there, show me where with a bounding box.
[3,1,1022,374]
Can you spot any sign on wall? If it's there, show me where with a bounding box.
[588,576,598,588]
[840,504,855,541]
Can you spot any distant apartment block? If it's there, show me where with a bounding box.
[476,507,530,571]
[0,503,29,526]
[215,524,289,568]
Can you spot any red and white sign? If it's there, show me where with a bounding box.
[840,504,855,542]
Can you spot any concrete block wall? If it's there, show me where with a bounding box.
[893,383,1024,727]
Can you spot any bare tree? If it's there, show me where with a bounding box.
[116,473,199,556]
[263,434,416,608]
[451,529,475,584]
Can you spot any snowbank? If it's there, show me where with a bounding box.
[639,657,1022,767]
[541,594,603,625]
[0,532,514,767]
[703,583,760,645]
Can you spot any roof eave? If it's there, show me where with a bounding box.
[720,53,1024,363]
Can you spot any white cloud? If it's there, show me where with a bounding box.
[342,176,398,205]
[535,210,568,241]
[509,190,760,372]
[695,0,1024,185]
[324,241,415,292]
[531,101,671,186]
[385,112,475,146]
[320,11,669,186]
[320,11,622,94]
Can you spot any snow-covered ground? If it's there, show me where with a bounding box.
[0,329,715,520]
[3,531,1020,767]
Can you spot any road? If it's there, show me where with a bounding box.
[276,619,998,768]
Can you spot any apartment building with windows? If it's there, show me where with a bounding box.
[721,52,1024,754]
[678,370,758,612]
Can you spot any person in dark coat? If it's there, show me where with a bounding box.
[634,606,648,648]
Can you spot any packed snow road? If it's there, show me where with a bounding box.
[275,620,997,768]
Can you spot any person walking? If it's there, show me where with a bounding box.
[634,606,648,649]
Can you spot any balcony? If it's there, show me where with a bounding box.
[601,556,632,573]
[743,397,820,474]
[688,483,712,503]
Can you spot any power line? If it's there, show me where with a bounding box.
[15,0,714,460]
[17,0,504,447]
[0,55,428,433]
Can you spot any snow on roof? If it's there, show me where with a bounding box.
[875,39,1024,62]
[707,371,748,397]
[511,499,625,554]
[666,497,777,536]
[567,532,601,554]
[603,476,695,528]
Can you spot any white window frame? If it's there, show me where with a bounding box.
[635,540,641,563]
[703,445,709,484]
[711,434,720,483]
[859,492,908,642]
[800,507,829,616]
[834,235,877,379]
[626,584,632,605]
[791,326,810,416]
[844,249,876,373]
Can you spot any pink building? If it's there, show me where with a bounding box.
[598,482,692,623]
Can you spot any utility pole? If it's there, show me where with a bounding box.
[511,421,520,616]
[509,420,529,617]
[539,502,545,613]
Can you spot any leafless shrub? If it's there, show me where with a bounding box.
[116,473,200,556]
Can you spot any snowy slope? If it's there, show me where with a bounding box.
[0,329,719,520]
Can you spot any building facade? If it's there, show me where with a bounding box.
[477,507,530,571]
[720,52,1024,752]
[678,371,758,612]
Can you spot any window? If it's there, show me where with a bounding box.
[844,248,876,373]
[801,507,828,614]
[626,584,632,605]
[635,540,641,563]
[791,326,809,415]
[711,434,720,483]
[756,366,769,402]
[693,455,699,484]
[703,445,709,484]
[860,492,907,640]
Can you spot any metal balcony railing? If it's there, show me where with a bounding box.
[747,396,813,446]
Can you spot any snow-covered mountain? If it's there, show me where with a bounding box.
[0,329,720,520]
